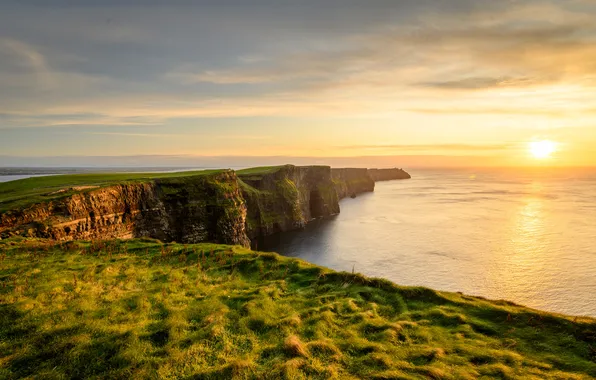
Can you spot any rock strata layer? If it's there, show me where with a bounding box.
[0,171,250,247]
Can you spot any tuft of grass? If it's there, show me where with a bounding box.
[284,335,309,358]
[0,238,594,379]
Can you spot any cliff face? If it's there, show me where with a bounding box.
[239,165,340,239]
[368,168,411,181]
[1,166,411,245]
[331,168,375,199]
[0,171,250,247]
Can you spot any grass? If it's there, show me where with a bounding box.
[0,170,225,213]
[236,166,287,182]
[1,238,594,379]
[236,166,285,177]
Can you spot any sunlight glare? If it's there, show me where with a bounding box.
[530,140,557,159]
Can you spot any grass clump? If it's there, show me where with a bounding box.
[284,335,309,358]
[0,238,594,379]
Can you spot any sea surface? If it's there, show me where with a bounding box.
[262,168,596,317]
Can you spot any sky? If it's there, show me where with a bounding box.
[1,0,595,167]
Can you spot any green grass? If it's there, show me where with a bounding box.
[0,170,225,213]
[1,239,594,379]
[236,166,284,176]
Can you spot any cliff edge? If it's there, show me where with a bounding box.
[0,170,250,247]
[0,165,411,244]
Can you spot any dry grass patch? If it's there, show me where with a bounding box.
[284,335,309,358]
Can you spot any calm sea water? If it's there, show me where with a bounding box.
[262,168,596,317]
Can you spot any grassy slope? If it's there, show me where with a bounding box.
[1,239,594,379]
[0,170,224,213]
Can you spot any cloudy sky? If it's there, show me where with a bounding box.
[1,0,595,167]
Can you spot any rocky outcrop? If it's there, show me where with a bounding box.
[0,171,251,247]
[239,165,340,240]
[331,168,375,199]
[368,168,411,181]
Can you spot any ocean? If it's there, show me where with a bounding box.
[262,168,596,317]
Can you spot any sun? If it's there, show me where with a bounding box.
[529,140,557,159]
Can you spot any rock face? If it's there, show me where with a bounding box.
[0,171,251,247]
[239,165,340,240]
[368,168,411,181]
[331,168,376,199]
[0,166,411,245]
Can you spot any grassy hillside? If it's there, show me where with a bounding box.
[0,170,224,212]
[0,239,594,379]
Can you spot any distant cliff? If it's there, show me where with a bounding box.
[368,168,411,181]
[0,165,411,244]
[238,165,340,240]
[331,168,375,199]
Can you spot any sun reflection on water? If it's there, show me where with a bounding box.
[488,183,553,308]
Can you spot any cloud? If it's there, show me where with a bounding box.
[86,132,181,138]
[0,38,55,88]
[337,144,516,152]
[416,77,549,90]
[0,38,49,72]
[0,112,163,128]
[404,107,590,117]
[1,0,596,126]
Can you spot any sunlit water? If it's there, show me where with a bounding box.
[262,168,596,317]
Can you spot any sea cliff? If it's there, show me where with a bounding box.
[0,165,410,244]
[331,168,375,199]
[0,170,250,247]
[238,165,340,240]
[368,168,411,181]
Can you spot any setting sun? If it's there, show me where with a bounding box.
[530,140,558,159]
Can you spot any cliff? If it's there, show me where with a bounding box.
[0,171,250,247]
[238,165,340,239]
[331,168,375,199]
[368,168,412,181]
[0,165,411,244]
